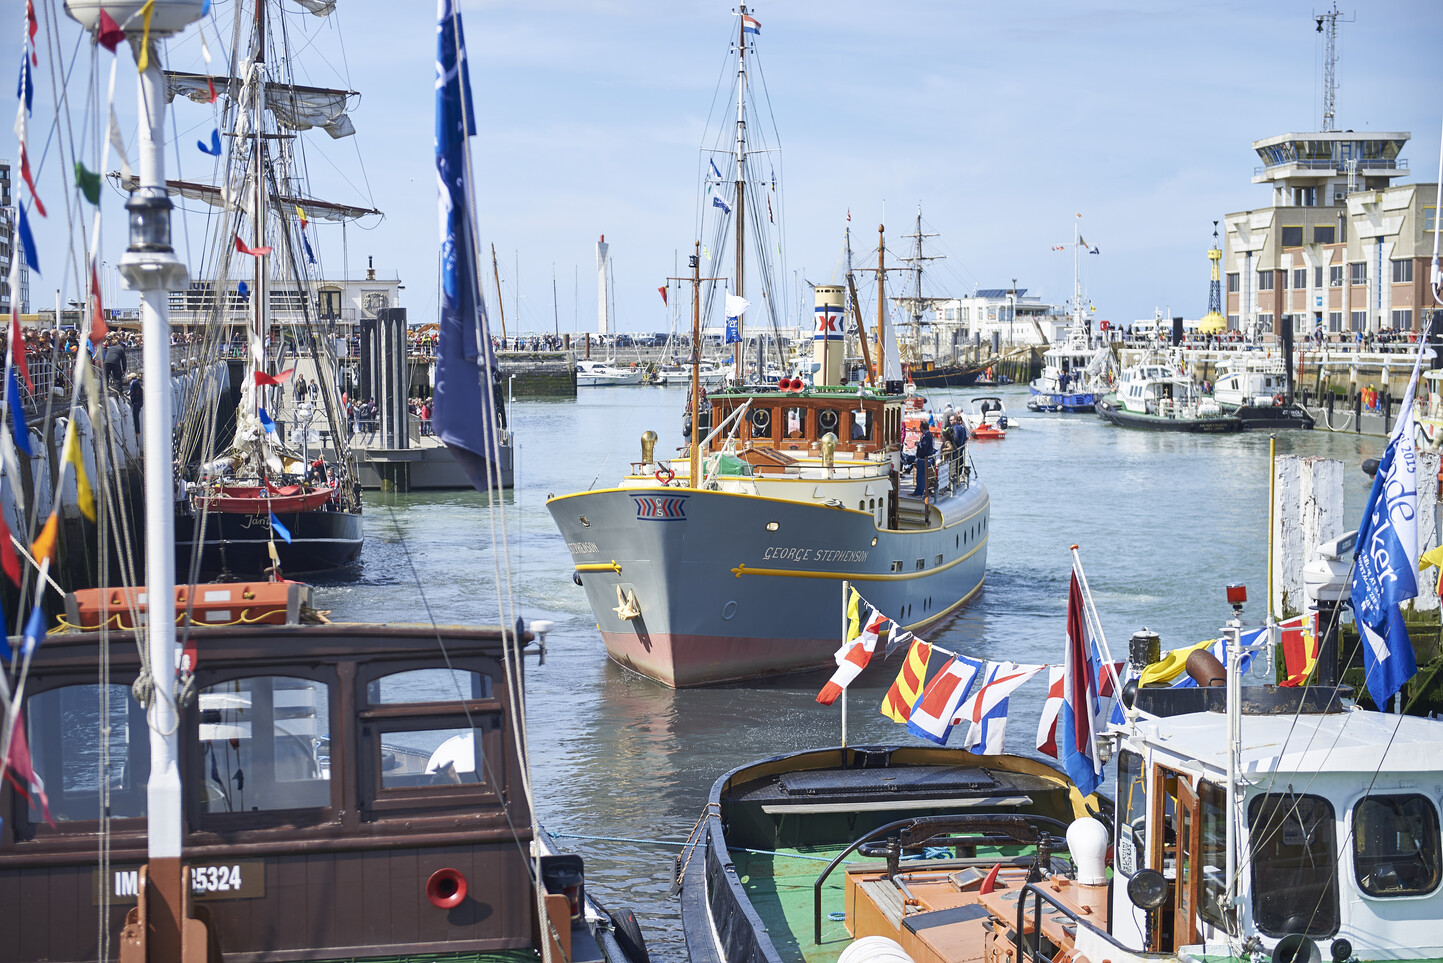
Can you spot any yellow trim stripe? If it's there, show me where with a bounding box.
[575,561,623,574]
[728,534,988,582]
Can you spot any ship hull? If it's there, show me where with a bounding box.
[1096,397,1242,433]
[548,484,989,687]
[907,363,983,388]
[1220,402,1315,430]
[175,508,364,579]
[1027,386,1098,412]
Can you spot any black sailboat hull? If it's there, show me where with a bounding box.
[175,508,364,579]
[907,361,984,388]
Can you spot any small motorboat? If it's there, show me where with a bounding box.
[965,396,1009,438]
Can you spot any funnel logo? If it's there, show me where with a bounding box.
[814,303,844,341]
[631,493,689,521]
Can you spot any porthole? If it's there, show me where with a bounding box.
[579,516,590,528]
[750,407,772,433]
[766,521,779,532]
[818,408,840,434]
[871,537,878,547]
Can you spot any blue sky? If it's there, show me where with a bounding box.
[11,0,1443,334]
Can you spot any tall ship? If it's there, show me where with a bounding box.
[548,9,989,687]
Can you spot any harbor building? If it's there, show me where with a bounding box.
[0,159,32,315]
[1223,130,1438,338]
[932,287,1069,348]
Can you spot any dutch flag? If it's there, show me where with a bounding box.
[742,14,760,35]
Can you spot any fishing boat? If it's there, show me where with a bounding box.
[548,10,989,687]
[161,0,367,578]
[0,5,649,962]
[964,396,1009,439]
[1097,359,1242,432]
[1213,354,1315,430]
[577,359,647,386]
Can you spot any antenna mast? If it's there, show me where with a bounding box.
[1315,2,1351,132]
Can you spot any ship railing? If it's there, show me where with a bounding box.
[1011,880,1142,963]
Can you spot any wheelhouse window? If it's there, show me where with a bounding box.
[849,408,872,441]
[782,406,806,440]
[360,665,503,811]
[1353,794,1442,897]
[748,406,775,441]
[816,408,841,437]
[1248,793,1339,937]
[195,675,332,814]
[24,683,149,824]
[1116,749,1146,876]
[1199,780,1231,931]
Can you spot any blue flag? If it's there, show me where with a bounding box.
[258,407,276,433]
[8,368,31,456]
[238,280,250,299]
[18,204,39,275]
[198,128,222,155]
[725,318,740,344]
[433,0,501,494]
[712,195,731,216]
[269,512,293,544]
[708,158,722,179]
[17,58,32,115]
[302,231,316,265]
[22,604,46,657]
[1349,339,1428,708]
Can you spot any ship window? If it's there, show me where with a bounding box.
[915,559,925,570]
[850,409,872,441]
[891,560,902,572]
[817,408,840,436]
[1199,780,1232,932]
[195,675,333,814]
[1116,749,1145,877]
[749,406,774,439]
[1353,794,1442,897]
[23,683,149,825]
[379,726,488,789]
[368,668,492,704]
[935,554,944,566]
[1248,793,1339,937]
[782,406,806,439]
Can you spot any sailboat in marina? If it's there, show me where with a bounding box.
[894,207,989,389]
[549,8,990,687]
[152,0,367,578]
[0,3,646,960]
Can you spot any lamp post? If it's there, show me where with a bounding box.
[65,2,206,958]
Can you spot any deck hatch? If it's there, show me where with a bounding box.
[902,903,990,932]
[777,766,999,797]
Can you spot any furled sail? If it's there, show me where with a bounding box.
[292,0,336,15]
[163,71,358,139]
[110,174,381,222]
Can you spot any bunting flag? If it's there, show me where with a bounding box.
[16,206,39,275]
[767,195,773,223]
[1137,637,1214,687]
[301,231,316,265]
[96,9,125,52]
[1420,543,1443,596]
[16,58,32,115]
[1280,615,1319,687]
[198,128,222,155]
[295,205,309,229]
[21,604,45,658]
[25,0,38,63]
[657,286,667,306]
[253,368,295,386]
[708,159,722,180]
[235,234,274,257]
[702,245,710,261]
[10,314,32,392]
[959,661,1044,755]
[238,281,250,299]
[270,512,293,544]
[0,510,20,585]
[108,105,132,180]
[3,722,53,827]
[257,408,277,433]
[905,654,984,745]
[1089,246,1101,255]
[1035,665,1066,758]
[881,638,933,722]
[136,0,156,72]
[7,368,31,455]
[712,195,731,216]
[30,509,58,564]
[18,146,45,217]
[1169,634,1257,688]
[62,420,97,522]
[816,594,885,706]
[75,162,102,204]
[89,260,109,344]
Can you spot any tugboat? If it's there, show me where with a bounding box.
[1213,354,1315,429]
[1097,358,1242,432]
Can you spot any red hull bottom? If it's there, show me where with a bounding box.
[600,630,837,687]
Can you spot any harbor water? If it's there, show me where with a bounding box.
[320,383,1384,961]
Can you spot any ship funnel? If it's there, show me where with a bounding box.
[813,286,846,387]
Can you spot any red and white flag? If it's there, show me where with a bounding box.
[957,661,1044,755]
[816,603,887,705]
[1036,665,1066,758]
[905,654,984,745]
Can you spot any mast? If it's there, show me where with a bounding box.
[1074,215,1084,330]
[900,205,941,360]
[491,243,507,342]
[552,264,559,337]
[732,6,748,384]
[845,224,874,386]
[691,243,703,487]
[251,0,268,418]
[875,224,886,382]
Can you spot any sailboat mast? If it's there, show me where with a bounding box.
[690,241,702,488]
[845,225,875,386]
[1074,215,1083,328]
[876,224,886,382]
[732,6,748,384]
[491,243,507,342]
[251,0,268,416]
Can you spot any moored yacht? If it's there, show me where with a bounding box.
[577,360,646,386]
[1097,358,1241,432]
[1028,324,1112,412]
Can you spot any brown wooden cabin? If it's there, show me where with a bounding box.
[0,620,600,963]
[704,387,903,457]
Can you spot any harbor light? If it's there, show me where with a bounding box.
[1225,582,1247,606]
[125,187,174,253]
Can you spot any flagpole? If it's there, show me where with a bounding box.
[1069,546,1126,709]
[840,579,849,748]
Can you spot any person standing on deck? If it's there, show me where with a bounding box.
[128,374,143,435]
[912,424,935,497]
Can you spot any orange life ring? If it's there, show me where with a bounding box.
[1273,394,1285,407]
[655,466,676,485]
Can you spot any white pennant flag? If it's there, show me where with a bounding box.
[956,661,1044,755]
